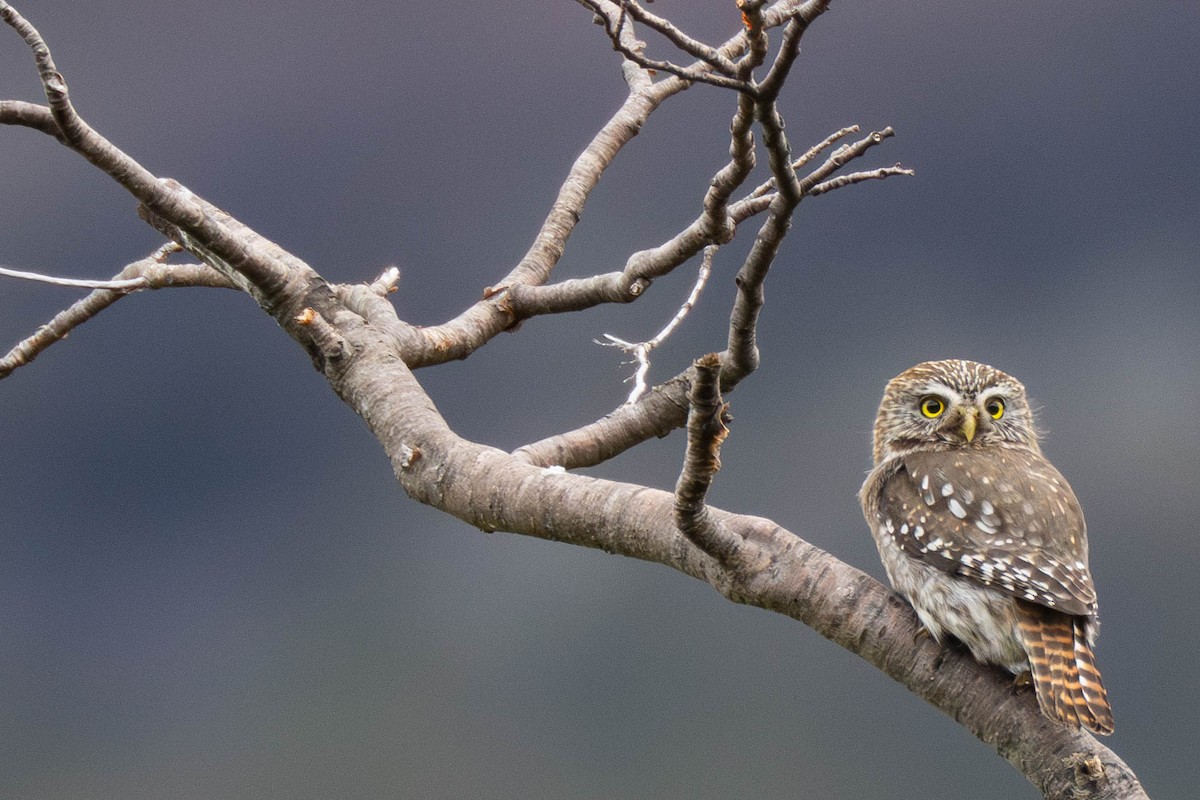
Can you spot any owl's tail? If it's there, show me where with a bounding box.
[1017,603,1114,735]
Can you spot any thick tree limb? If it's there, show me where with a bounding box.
[325,323,1148,800]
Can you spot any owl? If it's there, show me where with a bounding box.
[859,359,1113,734]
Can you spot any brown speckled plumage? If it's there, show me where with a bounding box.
[860,359,1113,734]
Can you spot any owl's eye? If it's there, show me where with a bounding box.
[919,396,946,418]
[985,397,1005,419]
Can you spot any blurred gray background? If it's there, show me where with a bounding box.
[1,2,1196,798]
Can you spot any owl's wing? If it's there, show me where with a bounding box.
[875,448,1098,616]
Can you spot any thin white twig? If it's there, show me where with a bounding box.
[598,246,716,404]
[0,264,149,291]
[647,246,714,349]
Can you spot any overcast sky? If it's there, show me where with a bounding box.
[1,2,1197,798]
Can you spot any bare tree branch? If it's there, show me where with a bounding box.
[512,126,909,471]
[616,0,740,75]
[598,246,717,404]
[0,98,60,138]
[409,0,837,367]
[720,6,827,386]
[0,249,234,379]
[674,352,741,564]
[744,123,859,201]
[581,0,757,92]
[702,91,757,241]
[512,372,690,467]
[809,163,916,195]
[503,122,905,327]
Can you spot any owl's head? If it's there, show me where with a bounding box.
[871,359,1040,463]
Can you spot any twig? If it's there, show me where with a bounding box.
[731,127,905,220]
[744,124,860,201]
[617,0,739,75]
[800,127,896,191]
[582,0,757,93]
[674,352,741,564]
[808,163,915,195]
[0,249,233,379]
[598,246,715,404]
[0,264,152,291]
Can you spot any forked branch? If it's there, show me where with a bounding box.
[0,248,234,379]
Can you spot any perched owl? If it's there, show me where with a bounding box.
[859,359,1113,734]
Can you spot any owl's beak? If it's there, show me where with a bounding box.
[959,408,978,442]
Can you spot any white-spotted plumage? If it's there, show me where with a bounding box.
[860,359,1113,734]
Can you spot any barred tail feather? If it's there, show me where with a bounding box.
[1016,603,1114,735]
[1072,617,1115,735]
[1017,607,1067,725]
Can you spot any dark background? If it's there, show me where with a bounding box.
[1,2,1196,797]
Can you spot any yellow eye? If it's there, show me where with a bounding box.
[920,396,945,418]
[985,397,1005,419]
